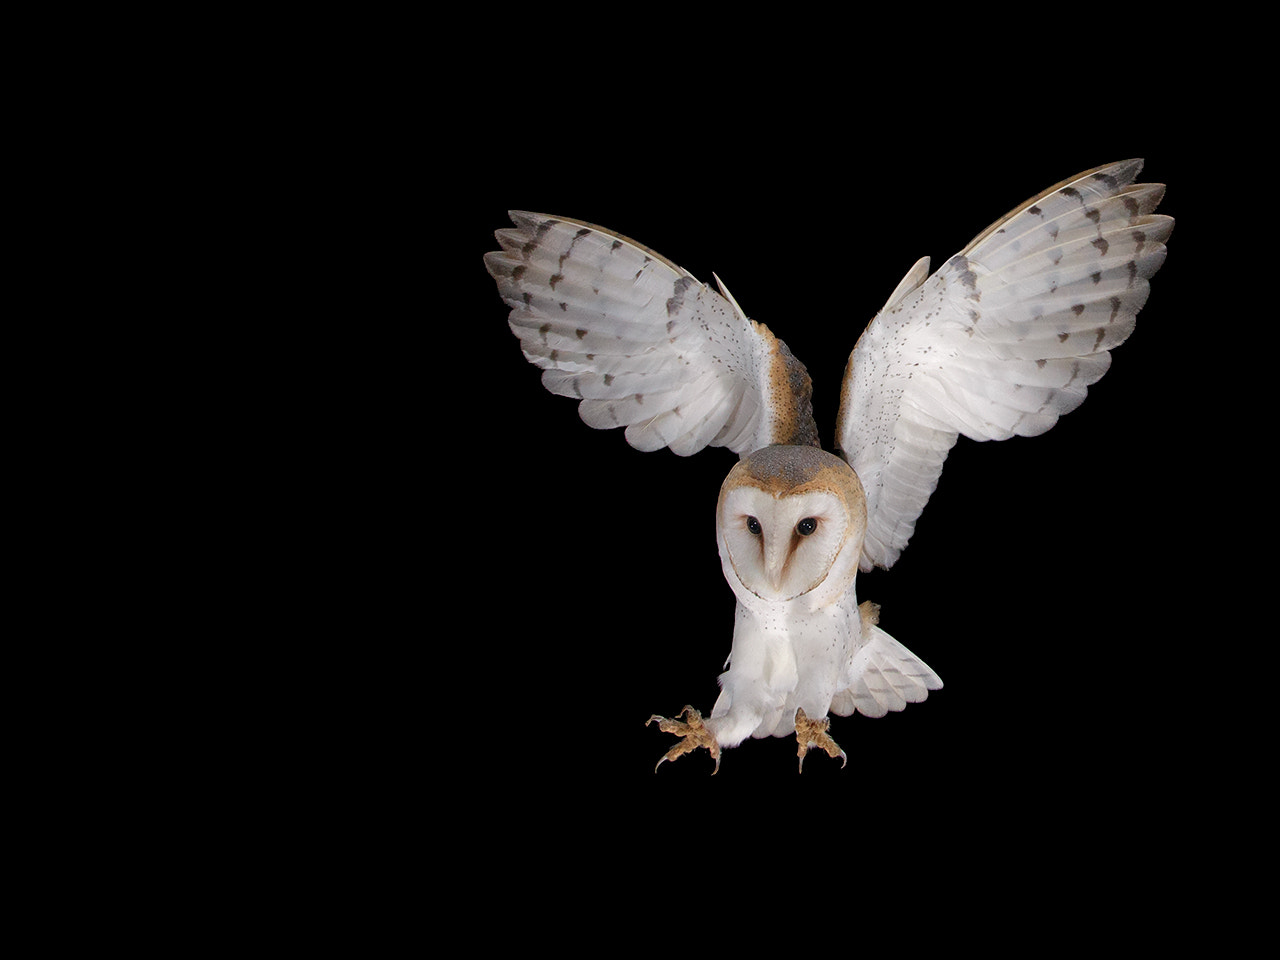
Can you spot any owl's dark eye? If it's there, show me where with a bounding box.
[746,516,762,536]
[795,517,818,537]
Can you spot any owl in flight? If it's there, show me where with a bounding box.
[484,159,1172,773]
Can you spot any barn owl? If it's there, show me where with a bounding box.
[483,159,1172,773]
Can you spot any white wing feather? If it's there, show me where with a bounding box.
[485,212,814,457]
[832,623,944,719]
[836,159,1173,571]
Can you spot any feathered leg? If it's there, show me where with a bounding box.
[646,706,721,774]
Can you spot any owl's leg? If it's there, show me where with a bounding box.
[646,705,721,774]
[794,708,847,773]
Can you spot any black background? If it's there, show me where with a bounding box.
[431,74,1224,806]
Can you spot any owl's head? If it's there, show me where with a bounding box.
[716,445,867,607]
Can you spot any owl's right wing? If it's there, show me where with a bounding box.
[835,159,1173,572]
[485,211,818,457]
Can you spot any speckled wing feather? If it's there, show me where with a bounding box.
[836,159,1173,571]
[485,212,818,457]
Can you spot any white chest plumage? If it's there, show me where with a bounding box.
[712,591,861,744]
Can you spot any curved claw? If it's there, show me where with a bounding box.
[799,748,848,773]
[646,705,720,774]
[653,753,721,775]
[794,707,846,773]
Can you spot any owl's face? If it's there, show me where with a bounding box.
[716,446,867,607]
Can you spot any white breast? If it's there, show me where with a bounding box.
[710,591,862,744]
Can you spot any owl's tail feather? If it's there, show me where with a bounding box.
[830,624,942,719]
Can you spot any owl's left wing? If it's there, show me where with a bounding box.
[836,159,1173,572]
[485,212,818,457]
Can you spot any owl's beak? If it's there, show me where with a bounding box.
[763,536,790,594]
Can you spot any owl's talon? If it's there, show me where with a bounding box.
[795,707,846,773]
[646,705,721,774]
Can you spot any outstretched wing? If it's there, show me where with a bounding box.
[836,159,1173,571]
[485,211,818,457]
